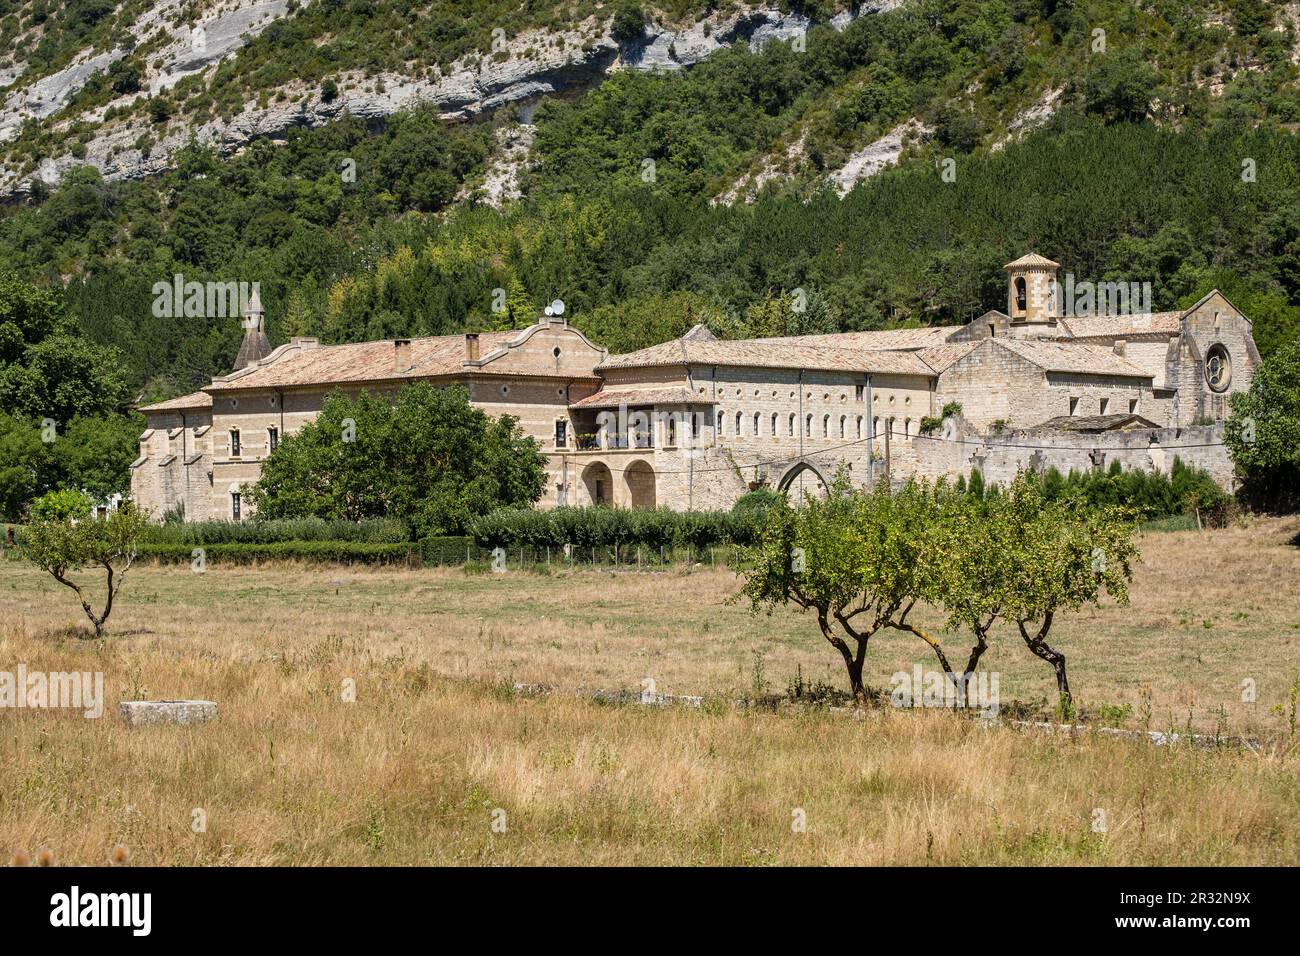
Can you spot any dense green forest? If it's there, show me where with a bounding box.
[1,0,1299,516]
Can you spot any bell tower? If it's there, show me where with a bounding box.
[1004,252,1060,324]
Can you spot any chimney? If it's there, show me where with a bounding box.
[394,338,411,374]
[1113,338,1127,357]
[464,333,480,362]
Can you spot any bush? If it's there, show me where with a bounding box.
[142,517,408,545]
[467,505,762,550]
[1023,458,1230,523]
[138,540,414,565]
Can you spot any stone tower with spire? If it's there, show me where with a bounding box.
[234,287,272,370]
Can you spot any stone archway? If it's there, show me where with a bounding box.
[581,461,613,505]
[625,459,656,508]
[777,460,829,503]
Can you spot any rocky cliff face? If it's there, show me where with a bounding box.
[2,2,901,196]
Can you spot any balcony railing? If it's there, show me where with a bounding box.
[573,433,654,451]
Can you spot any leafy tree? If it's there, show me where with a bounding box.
[998,476,1139,712]
[1226,338,1300,511]
[740,476,957,705]
[249,383,547,536]
[611,3,647,46]
[1076,48,1159,123]
[22,490,148,638]
[0,413,51,520]
[0,334,128,422]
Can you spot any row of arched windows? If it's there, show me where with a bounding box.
[714,411,912,439]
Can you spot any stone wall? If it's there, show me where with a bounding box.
[913,419,1234,490]
[129,408,215,520]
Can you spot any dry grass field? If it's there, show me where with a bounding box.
[1,517,1298,865]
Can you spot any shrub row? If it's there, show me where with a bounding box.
[138,541,416,565]
[468,505,771,549]
[143,518,409,546]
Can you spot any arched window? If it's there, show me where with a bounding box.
[789,413,796,436]
[822,414,830,438]
[872,416,880,436]
[1014,276,1027,313]
[716,410,723,434]
[856,416,863,439]
[903,418,910,437]
[735,411,744,436]
[753,412,761,436]
[771,413,779,436]
[839,415,847,438]
[805,414,813,437]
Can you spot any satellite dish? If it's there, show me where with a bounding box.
[550,299,565,316]
[544,306,554,316]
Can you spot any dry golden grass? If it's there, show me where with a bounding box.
[0,517,1298,865]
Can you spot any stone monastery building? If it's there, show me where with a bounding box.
[132,254,1258,519]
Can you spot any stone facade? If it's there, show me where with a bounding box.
[132,254,1259,518]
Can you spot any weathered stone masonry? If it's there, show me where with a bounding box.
[132,254,1257,518]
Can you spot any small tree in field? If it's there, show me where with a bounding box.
[23,490,147,638]
[998,475,1139,713]
[920,487,1018,703]
[740,476,953,706]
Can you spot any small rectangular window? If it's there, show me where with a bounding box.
[554,420,567,447]
[855,384,865,402]
[1099,398,1110,415]
[230,430,241,456]
[1068,397,1079,416]
[231,492,242,522]
[1129,398,1139,414]
[268,427,278,452]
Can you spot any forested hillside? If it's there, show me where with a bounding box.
[2,0,1300,517]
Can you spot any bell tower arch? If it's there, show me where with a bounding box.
[1004,253,1060,324]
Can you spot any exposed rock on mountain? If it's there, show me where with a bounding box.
[2,2,901,195]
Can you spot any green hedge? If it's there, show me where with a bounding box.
[138,540,417,565]
[467,505,773,549]
[143,518,409,546]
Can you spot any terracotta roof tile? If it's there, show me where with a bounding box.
[599,336,936,376]
[137,390,213,412]
[1057,312,1183,339]
[1004,252,1060,269]
[917,342,978,373]
[207,330,590,391]
[995,339,1153,378]
[570,387,717,408]
[750,326,959,350]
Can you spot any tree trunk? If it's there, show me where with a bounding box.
[1018,614,1071,711]
[819,613,869,708]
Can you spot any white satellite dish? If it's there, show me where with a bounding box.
[544,306,554,316]
[550,299,565,316]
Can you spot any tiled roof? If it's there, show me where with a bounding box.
[751,326,959,351]
[1004,252,1060,269]
[995,339,1153,378]
[208,330,592,391]
[917,342,978,373]
[570,387,717,408]
[1057,312,1183,339]
[599,336,936,376]
[1035,413,1162,432]
[137,390,213,412]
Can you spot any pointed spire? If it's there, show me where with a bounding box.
[234,286,272,370]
